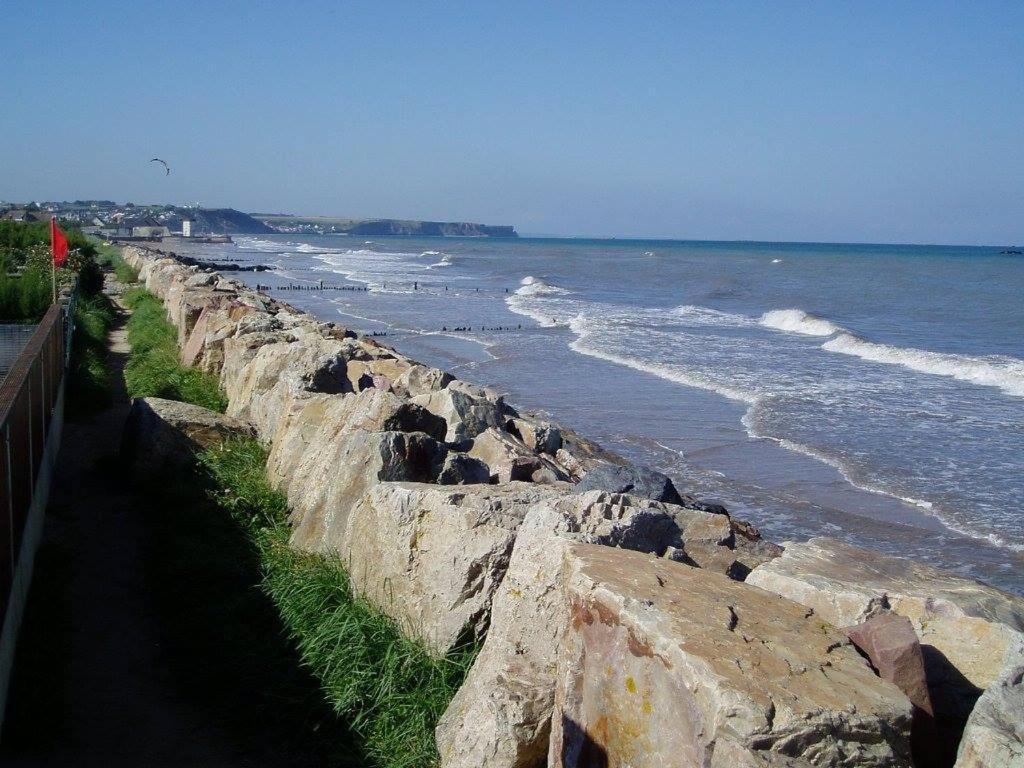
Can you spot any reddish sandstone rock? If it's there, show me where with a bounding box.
[847,613,933,715]
[549,544,913,767]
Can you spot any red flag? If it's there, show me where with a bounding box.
[51,217,68,268]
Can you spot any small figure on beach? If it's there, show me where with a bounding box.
[414,281,418,290]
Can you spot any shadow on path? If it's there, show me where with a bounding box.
[1,297,360,767]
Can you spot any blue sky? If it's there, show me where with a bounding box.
[2,1,1022,244]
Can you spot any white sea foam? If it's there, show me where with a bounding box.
[760,308,845,336]
[673,305,755,327]
[567,315,758,404]
[822,334,1024,398]
[515,275,572,296]
[771,258,782,264]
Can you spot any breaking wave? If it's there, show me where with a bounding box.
[823,334,1024,399]
[760,308,845,336]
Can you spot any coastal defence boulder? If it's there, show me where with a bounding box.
[411,387,506,443]
[436,491,752,768]
[222,333,365,438]
[954,666,1024,768]
[746,537,1024,721]
[548,544,913,767]
[122,396,256,479]
[343,482,567,655]
[267,389,449,553]
[468,428,568,484]
[180,300,261,374]
[575,463,685,505]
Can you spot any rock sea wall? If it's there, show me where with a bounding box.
[120,245,1024,767]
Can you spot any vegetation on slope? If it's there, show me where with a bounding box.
[198,439,475,768]
[121,287,227,411]
[118,281,471,766]
[65,292,117,418]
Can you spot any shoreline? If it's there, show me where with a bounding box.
[181,235,1024,593]
[119,242,1024,766]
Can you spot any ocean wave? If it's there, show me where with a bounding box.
[760,308,845,336]
[822,334,1024,398]
[296,242,346,254]
[429,254,455,268]
[515,275,571,297]
[567,315,758,404]
[421,250,442,256]
[235,236,292,252]
[673,305,754,327]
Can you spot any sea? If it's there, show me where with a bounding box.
[169,234,1024,595]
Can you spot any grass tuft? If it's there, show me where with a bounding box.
[122,288,227,412]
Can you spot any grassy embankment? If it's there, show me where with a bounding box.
[124,284,473,767]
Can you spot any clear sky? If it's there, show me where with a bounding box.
[2,1,1022,244]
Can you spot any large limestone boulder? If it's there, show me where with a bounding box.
[122,397,255,478]
[955,666,1024,768]
[548,544,912,767]
[282,430,447,554]
[344,482,567,655]
[392,364,454,398]
[436,491,734,768]
[747,537,1024,720]
[268,388,449,546]
[223,334,368,438]
[412,388,506,443]
[346,354,416,392]
[181,300,261,374]
[509,417,562,455]
[468,428,567,484]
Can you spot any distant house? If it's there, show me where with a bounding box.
[181,217,195,237]
[1,209,49,223]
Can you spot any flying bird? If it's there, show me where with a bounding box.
[150,158,170,175]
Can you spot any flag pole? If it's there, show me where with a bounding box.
[50,217,57,304]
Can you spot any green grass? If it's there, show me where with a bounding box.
[117,279,472,765]
[122,287,228,412]
[199,440,476,768]
[92,240,140,284]
[66,292,118,418]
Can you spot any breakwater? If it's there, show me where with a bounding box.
[120,244,1024,768]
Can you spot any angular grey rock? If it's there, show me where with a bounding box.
[510,417,562,455]
[436,453,491,485]
[122,397,255,478]
[575,463,684,505]
[412,388,505,443]
[955,665,1024,768]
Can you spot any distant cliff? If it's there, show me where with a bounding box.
[169,208,275,235]
[344,220,517,238]
[256,214,517,238]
